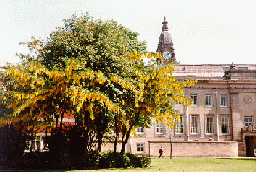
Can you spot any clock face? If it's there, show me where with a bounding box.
[163,52,170,59]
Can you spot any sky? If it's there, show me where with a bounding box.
[1,0,256,64]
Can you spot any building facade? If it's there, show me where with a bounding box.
[127,64,256,157]
[125,18,256,157]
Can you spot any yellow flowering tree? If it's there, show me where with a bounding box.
[1,14,195,154]
[2,14,148,152]
[116,52,195,153]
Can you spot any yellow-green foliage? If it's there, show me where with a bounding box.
[1,14,195,135]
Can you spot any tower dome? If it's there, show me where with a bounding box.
[156,17,176,65]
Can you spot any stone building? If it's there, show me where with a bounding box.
[1,17,256,157]
[125,17,256,157]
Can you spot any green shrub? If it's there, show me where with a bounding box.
[138,156,151,168]
[79,151,151,169]
[99,152,131,168]
[81,151,101,168]
[126,153,151,168]
[11,150,150,170]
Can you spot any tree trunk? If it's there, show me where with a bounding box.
[29,128,33,152]
[84,110,90,153]
[97,112,102,152]
[55,114,59,129]
[114,134,117,153]
[97,111,109,152]
[120,127,126,154]
[114,115,118,154]
[121,137,125,153]
[98,132,102,152]
[59,111,64,134]
[121,128,132,154]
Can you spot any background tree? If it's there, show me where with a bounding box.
[1,13,195,155]
[0,69,13,118]
[1,13,147,152]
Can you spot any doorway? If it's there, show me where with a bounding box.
[245,136,256,157]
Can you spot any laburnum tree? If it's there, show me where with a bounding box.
[117,52,195,153]
[1,14,195,154]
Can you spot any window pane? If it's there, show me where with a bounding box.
[156,121,164,134]
[137,143,144,152]
[221,124,228,134]
[191,115,198,134]
[220,95,227,107]
[206,116,214,133]
[244,117,253,126]
[191,94,197,105]
[175,116,184,134]
[137,127,144,133]
[205,95,213,106]
[221,115,229,134]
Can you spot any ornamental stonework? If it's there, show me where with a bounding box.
[243,96,251,104]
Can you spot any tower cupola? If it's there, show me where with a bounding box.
[156,17,176,65]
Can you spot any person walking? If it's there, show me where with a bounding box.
[159,146,163,158]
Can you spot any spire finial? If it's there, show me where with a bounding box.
[162,16,168,31]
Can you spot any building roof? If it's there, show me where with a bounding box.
[173,64,256,77]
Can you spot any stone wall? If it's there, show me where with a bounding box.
[101,140,238,157]
[148,141,238,157]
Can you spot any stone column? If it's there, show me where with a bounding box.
[216,114,219,141]
[184,106,190,141]
[230,93,241,141]
[215,91,220,141]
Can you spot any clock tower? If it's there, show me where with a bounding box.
[156,17,176,65]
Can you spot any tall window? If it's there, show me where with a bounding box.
[191,115,198,134]
[156,121,164,134]
[220,95,228,107]
[137,127,144,134]
[205,95,213,107]
[244,117,253,126]
[190,94,197,106]
[137,143,144,152]
[206,116,214,134]
[221,115,229,134]
[175,116,184,134]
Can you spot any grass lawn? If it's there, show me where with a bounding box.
[149,158,256,172]
[75,157,256,172]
